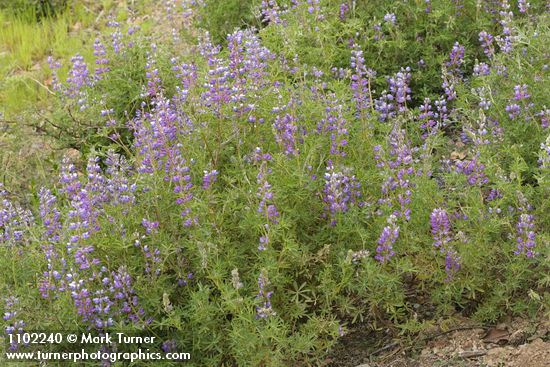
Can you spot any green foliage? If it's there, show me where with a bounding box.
[197,0,258,45]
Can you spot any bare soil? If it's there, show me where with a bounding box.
[327,317,550,367]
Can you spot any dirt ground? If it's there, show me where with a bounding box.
[327,317,550,367]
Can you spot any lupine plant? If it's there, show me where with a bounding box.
[1,1,549,366]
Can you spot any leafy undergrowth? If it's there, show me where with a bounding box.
[1,1,549,366]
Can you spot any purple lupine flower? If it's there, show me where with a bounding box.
[198,33,231,116]
[424,0,432,13]
[430,208,451,249]
[256,270,276,318]
[479,31,495,59]
[202,170,219,190]
[455,153,488,186]
[418,98,437,137]
[505,103,521,119]
[539,135,550,168]
[109,267,145,323]
[85,156,110,208]
[162,340,178,353]
[93,38,110,77]
[65,54,92,110]
[0,185,34,247]
[375,68,411,121]
[318,94,349,157]
[322,163,362,226]
[473,62,491,76]
[518,0,530,13]
[373,23,384,41]
[59,156,82,200]
[441,42,465,101]
[47,56,62,92]
[172,60,197,103]
[144,45,163,97]
[375,128,416,221]
[261,0,284,26]
[305,0,324,21]
[389,67,411,113]
[107,19,123,54]
[350,44,375,118]
[130,95,196,226]
[273,112,299,156]
[39,188,62,243]
[134,238,161,276]
[339,2,349,20]
[446,42,465,69]
[141,218,160,235]
[254,147,278,250]
[515,213,537,257]
[495,0,515,54]
[513,84,530,100]
[104,150,137,208]
[383,13,396,25]
[537,109,549,129]
[375,217,399,263]
[444,249,461,281]
[505,84,533,121]
[430,208,460,280]
[3,296,26,351]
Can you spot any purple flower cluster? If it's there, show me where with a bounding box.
[517,0,530,13]
[463,115,504,146]
[261,0,285,26]
[455,153,489,186]
[495,0,515,54]
[172,60,198,103]
[202,170,219,190]
[39,187,62,242]
[446,42,465,70]
[93,38,110,77]
[199,33,231,116]
[506,84,533,120]
[66,54,92,109]
[255,148,279,251]
[339,2,349,20]
[540,136,550,168]
[318,95,349,158]
[479,31,495,59]
[430,208,451,249]
[0,184,34,247]
[430,208,460,281]
[383,13,396,25]
[537,109,549,129]
[134,235,162,276]
[374,127,416,221]
[418,97,450,136]
[227,30,273,119]
[322,163,362,226]
[375,67,411,120]
[256,270,276,318]
[3,296,26,351]
[375,216,399,263]
[515,213,537,258]
[442,42,465,101]
[68,265,145,329]
[107,19,123,54]
[131,95,196,226]
[350,44,375,118]
[274,112,299,156]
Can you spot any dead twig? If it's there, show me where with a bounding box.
[457,350,487,358]
[368,341,399,357]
